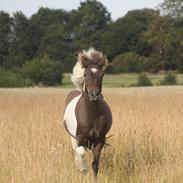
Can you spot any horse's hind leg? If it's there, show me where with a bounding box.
[71,136,78,150]
[70,136,88,173]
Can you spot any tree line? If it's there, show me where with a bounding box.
[0,0,183,86]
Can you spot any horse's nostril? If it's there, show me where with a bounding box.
[96,90,100,96]
[94,89,100,96]
[91,90,99,97]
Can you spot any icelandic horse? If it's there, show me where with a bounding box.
[63,48,112,177]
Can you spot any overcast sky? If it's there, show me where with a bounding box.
[1,0,163,20]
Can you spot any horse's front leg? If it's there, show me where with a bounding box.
[74,135,88,173]
[92,137,105,177]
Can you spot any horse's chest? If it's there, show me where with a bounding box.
[76,107,106,138]
[64,95,108,138]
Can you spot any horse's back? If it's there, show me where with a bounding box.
[65,90,81,107]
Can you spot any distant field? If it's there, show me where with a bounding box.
[1,87,183,182]
[62,73,183,88]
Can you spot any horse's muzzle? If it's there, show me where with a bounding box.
[88,89,100,102]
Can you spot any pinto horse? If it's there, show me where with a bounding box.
[63,48,112,177]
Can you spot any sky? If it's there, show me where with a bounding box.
[1,0,164,20]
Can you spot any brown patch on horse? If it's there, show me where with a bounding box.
[75,92,112,145]
[64,90,81,107]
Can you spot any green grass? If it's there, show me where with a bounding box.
[61,73,73,88]
[62,73,183,88]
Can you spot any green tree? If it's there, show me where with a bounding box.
[98,9,158,60]
[144,16,183,70]
[29,8,70,59]
[68,0,111,49]
[159,0,183,18]
[112,52,152,73]
[74,0,110,36]
[39,24,75,72]
[0,11,12,67]
[31,7,69,29]
[0,67,32,87]
[22,56,63,85]
[39,25,65,59]
[7,12,32,68]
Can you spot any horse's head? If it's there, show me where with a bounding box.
[71,48,108,102]
[83,64,104,102]
[79,48,108,102]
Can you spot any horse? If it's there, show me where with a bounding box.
[63,48,112,177]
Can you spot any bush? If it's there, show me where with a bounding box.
[136,73,153,86]
[160,72,177,85]
[22,55,63,86]
[0,56,63,87]
[177,66,183,73]
[0,68,33,87]
[112,52,155,73]
[112,52,141,73]
[105,64,114,74]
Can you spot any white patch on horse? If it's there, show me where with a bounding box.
[91,68,97,73]
[70,136,78,150]
[63,94,82,137]
[75,146,87,172]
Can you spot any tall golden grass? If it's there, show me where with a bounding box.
[0,87,183,183]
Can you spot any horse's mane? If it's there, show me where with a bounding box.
[71,48,108,91]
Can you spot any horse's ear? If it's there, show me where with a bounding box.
[102,64,109,71]
[80,55,90,68]
[80,55,87,67]
[99,57,109,71]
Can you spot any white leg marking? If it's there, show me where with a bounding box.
[71,136,78,150]
[70,137,88,173]
[75,146,87,173]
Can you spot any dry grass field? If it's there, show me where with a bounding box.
[0,86,183,183]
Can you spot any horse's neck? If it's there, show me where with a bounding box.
[82,92,100,116]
